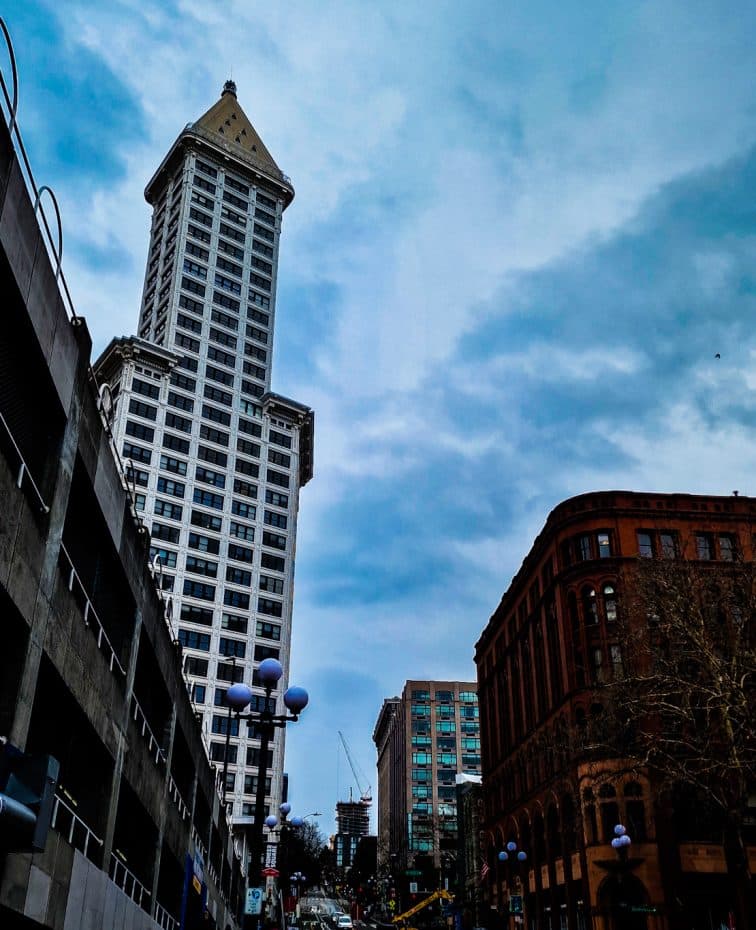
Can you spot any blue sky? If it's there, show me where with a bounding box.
[8,0,756,834]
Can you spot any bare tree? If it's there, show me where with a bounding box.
[588,555,756,928]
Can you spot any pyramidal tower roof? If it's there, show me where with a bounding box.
[145,80,294,206]
[192,80,282,177]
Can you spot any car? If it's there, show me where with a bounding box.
[336,918,353,930]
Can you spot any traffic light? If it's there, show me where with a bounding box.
[0,744,59,852]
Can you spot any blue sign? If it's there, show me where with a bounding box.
[246,887,263,915]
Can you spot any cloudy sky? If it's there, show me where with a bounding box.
[9,0,756,833]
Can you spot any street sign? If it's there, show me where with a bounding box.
[246,887,263,916]
[405,869,422,876]
[409,882,418,894]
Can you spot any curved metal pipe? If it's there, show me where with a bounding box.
[0,17,19,136]
[33,184,64,282]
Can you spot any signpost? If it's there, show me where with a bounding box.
[246,887,263,916]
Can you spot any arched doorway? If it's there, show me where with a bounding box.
[597,872,650,930]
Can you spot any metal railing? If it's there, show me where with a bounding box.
[154,901,179,930]
[51,792,103,860]
[130,696,167,766]
[110,854,151,911]
[0,410,50,514]
[167,773,190,820]
[58,543,126,676]
[191,825,207,861]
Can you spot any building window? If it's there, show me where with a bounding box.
[185,656,209,677]
[224,590,250,609]
[219,637,246,658]
[598,784,620,843]
[183,580,216,601]
[254,644,280,662]
[154,499,183,520]
[222,613,248,634]
[228,543,254,563]
[180,604,213,626]
[256,621,281,641]
[610,645,623,677]
[210,743,236,764]
[695,533,713,560]
[624,782,647,842]
[185,555,218,578]
[660,532,678,559]
[578,534,592,561]
[178,629,211,651]
[718,534,736,561]
[603,584,617,623]
[597,532,612,558]
[192,684,206,704]
[258,598,283,617]
[226,566,252,586]
[582,586,598,625]
[637,531,654,557]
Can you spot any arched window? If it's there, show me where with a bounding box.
[547,805,562,858]
[582,586,598,625]
[562,793,577,853]
[624,781,647,842]
[583,788,597,844]
[603,583,617,623]
[567,591,579,638]
[591,647,604,683]
[599,784,619,843]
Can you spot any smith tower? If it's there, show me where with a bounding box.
[96,82,314,825]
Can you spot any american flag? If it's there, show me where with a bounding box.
[480,861,490,881]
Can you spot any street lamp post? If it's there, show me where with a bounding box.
[225,658,309,929]
[610,823,632,860]
[497,842,527,925]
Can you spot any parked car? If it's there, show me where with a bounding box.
[337,917,353,930]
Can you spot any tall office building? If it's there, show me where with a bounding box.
[373,681,481,875]
[96,82,314,825]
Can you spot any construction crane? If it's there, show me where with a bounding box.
[337,730,372,805]
[392,889,453,929]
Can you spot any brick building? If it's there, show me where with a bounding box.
[475,490,756,930]
[373,680,481,888]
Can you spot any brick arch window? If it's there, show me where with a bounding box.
[582,585,598,625]
[603,583,618,623]
[624,781,648,841]
[546,803,562,857]
[582,787,598,844]
[598,783,620,842]
[567,590,579,636]
[562,792,578,853]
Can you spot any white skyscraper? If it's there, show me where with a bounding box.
[96,81,313,825]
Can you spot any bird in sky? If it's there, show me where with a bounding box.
[715,353,721,358]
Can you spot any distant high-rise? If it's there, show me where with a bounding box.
[96,81,313,824]
[334,799,371,871]
[373,681,481,874]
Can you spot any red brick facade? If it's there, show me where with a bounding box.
[475,490,756,930]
